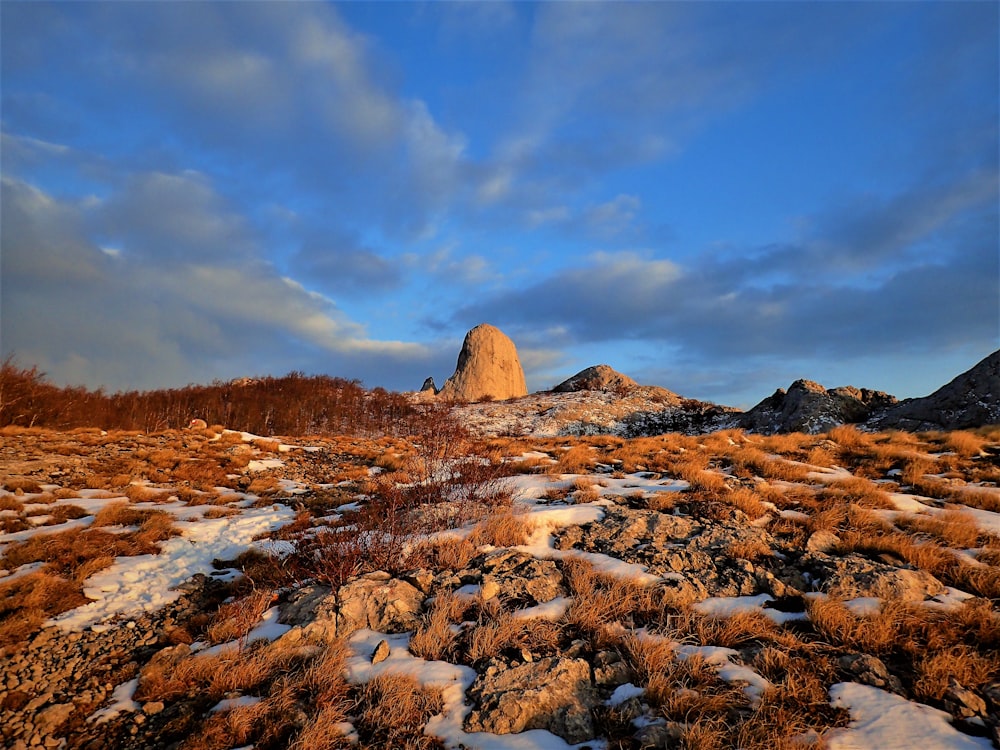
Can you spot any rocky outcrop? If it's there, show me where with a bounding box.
[334,572,425,637]
[739,379,896,434]
[465,656,598,743]
[420,377,438,394]
[871,349,1000,431]
[438,324,528,403]
[553,365,637,394]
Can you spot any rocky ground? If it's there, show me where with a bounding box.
[2,423,999,749]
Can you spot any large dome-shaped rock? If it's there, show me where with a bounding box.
[871,349,1000,431]
[438,324,528,402]
[553,364,637,393]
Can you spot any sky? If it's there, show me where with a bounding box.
[1,1,997,408]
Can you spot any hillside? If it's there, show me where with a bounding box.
[2,420,999,749]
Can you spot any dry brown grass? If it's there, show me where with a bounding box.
[827,425,873,456]
[407,536,478,572]
[827,474,892,505]
[669,453,728,493]
[92,500,152,527]
[942,430,989,457]
[353,673,443,749]
[805,445,838,469]
[806,597,914,654]
[723,487,770,519]
[551,445,598,474]
[835,528,1000,598]
[123,483,169,502]
[0,494,26,511]
[409,592,468,661]
[2,513,178,583]
[563,559,658,647]
[895,509,987,549]
[677,609,787,650]
[0,571,90,646]
[466,509,532,548]
[2,478,43,493]
[951,487,1000,513]
[206,589,274,645]
[465,599,563,664]
[726,538,774,562]
[728,447,812,482]
[913,645,999,703]
[646,491,683,513]
[570,476,603,504]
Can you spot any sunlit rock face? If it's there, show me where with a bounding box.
[438,324,528,403]
[553,364,638,393]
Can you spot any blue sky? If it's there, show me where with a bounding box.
[2,1,997,408]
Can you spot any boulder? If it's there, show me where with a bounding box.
[438,324,528,402]
[476,549,566,607]
[465,656,598,743]
[335,572,425,637]
[816,555,946,602]
[553,365,637,393]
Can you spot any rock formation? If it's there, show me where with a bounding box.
[739,379,897,434]
[871,349,1000,431]
[419,377,438,394]
[438,324,528,402]
[553,364,638,393]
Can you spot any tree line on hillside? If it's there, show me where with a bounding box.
[0,357,422,436]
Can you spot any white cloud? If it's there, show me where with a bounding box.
[0,176,434,390]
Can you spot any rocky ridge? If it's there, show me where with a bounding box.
[740,380,897,435]
[872,350,1000,431]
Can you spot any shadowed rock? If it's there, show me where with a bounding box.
[871,349,1000,431]
[739,379,896,434]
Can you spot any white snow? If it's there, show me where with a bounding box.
[247,458,284,472]
[693,593,807,625]
[49,504,295,630]
[512,597,573,622]
[827,683,993,750]
[88,677,139,724]
[607,683,645,706]
[210,695,262,713]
